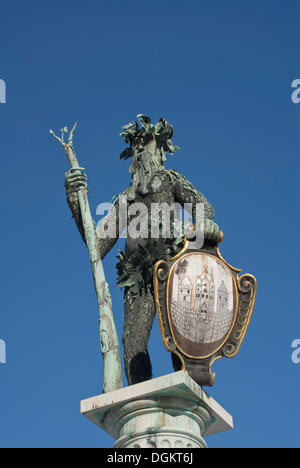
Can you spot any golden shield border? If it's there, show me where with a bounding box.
[153,240,257,386]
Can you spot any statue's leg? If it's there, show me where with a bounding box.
[123,287,156,385]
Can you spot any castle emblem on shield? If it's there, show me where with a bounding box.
[154,240,257,387]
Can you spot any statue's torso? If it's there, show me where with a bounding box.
[125,170,178,254]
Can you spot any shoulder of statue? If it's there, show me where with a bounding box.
[166,169,198,192]
[111,186,131,206]
[146,168,170,185]
[165,169,214,215]
[166,168,187,183]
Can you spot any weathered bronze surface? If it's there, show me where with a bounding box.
[56,114,251,388]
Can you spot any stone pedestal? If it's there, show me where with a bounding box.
[80,371,233,448]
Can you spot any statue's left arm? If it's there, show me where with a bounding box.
[168,169,221,244]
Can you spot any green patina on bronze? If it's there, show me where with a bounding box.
[50,124,123,393]
[56,115,222,387]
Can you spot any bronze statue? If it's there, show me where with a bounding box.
[64,115,221,385]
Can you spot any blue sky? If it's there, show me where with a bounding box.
[0,0,299,448]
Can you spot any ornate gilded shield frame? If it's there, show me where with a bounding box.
[153,239,257,387]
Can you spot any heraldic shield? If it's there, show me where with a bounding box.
[153,238,257,387]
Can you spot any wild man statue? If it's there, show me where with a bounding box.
[65,115,221,385]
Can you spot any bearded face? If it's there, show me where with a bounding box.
[127,138,164,201]
[120,115,179,201]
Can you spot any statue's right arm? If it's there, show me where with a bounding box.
[65,168,127,260]
[96,189,129,260]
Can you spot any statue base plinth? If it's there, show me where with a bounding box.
[80,371,233,448]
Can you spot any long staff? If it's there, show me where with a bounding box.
[50,123,123,393]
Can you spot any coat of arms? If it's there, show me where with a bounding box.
[154,239,257,386]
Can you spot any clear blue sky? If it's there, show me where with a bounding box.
[0,0,299,448]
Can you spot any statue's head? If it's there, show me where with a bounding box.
[120,115,179,199]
